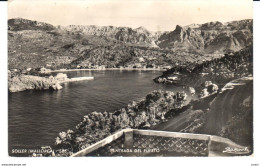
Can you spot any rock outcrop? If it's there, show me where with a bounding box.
[199,81,218,98]
[8,72,94,92]
[156,25,204,51]
[8,75,62,92]
[8,18,55,31]
[189,87,196,95]
[60,25,155,46]
[156,20,252,53]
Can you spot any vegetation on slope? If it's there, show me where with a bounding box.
[154,46,253,89]
[219,95,253,147]
[8,18,253,71]
[47,90,187,156]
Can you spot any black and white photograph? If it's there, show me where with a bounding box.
[4,0,256,160]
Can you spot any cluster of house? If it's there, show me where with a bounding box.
[75,63,172,70]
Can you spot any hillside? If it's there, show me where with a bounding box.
[60,25,156,47]
[156,20,253,53]
[8,18,55,31]
[154,45,253,89]
[8,18,253,70]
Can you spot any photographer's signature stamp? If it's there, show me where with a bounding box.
[223,147,250,154]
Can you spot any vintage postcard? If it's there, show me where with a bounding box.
[7,0,253,158]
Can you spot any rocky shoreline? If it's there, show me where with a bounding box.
[8,75,63,93]
[8,72,93,93]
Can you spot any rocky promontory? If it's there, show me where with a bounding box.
[8,72,94,92]
[8,74,63,92]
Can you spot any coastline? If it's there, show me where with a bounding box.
[8,73,95,93]
[6,12,254,158]
[9,76,253,157]
[51,68,167,72]
[46,85,220,157]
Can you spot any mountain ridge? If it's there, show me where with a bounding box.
[8,18,253,70]
[8,18,252,53]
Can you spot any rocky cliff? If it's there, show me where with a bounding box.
[156,20,253,53]
[60,25,155,46]
[8,18,253,70]
[8,74,62,92]
[60,19,253,53]
[8,18,55,31]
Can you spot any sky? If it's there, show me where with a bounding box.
[8,0,253,31]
